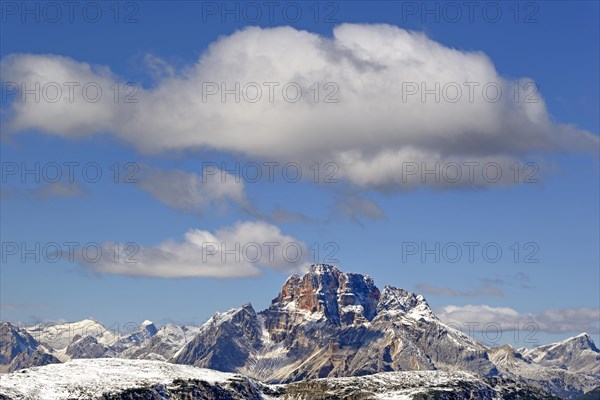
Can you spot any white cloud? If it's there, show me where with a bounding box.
[76,221,310,278]
[436,304,600,334]
[2,24,598,190]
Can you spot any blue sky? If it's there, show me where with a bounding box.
[1,1,598,347]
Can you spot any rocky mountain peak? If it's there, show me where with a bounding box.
[0,322,60,373]
[374,285,434,321]
[140,320,158,337]
[567,333,598,352]
[268,264,380,326]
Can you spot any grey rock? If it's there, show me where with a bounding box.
[0,322,60,372]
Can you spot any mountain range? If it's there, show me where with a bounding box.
[1,264,598,399]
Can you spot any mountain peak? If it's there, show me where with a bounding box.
[309,263,341,275]
[564,333,598,352]
[267,264,380,327]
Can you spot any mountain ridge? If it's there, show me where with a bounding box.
[2,264,598,399]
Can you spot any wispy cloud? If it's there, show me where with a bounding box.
[328,192,385,224]
[135,165,248,216]
[417,283,504,297]
[0,182,85,201]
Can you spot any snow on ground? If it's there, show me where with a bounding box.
[0,358,243,400]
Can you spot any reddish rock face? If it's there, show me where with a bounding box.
[267,264,381,329]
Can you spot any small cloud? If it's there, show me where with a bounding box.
[142,54,176,81]
[416,283,504,298]
[1,303,51,312]
[0,182,85,201]
[482,272,535,290]
[245,204,313,224]
[328,192,385,224]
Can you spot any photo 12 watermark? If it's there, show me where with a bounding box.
[399,1,540,24]
[2,81,140,104]
[1,241,140,264]
[200,161,340,184]
[447,320,539,345]
[1,1,140,24]
[1,161,140,184]
[400,81,539,104]
[199,81,339,104]
[400,241,540,264]
[199,1,340,24]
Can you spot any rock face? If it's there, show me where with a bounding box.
[174,264,496,383]
[120,324,201,361]
[66,336,116,359]
[173,304,263,372]
[0,323,60,373]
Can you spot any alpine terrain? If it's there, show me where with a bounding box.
[1,265,598,399]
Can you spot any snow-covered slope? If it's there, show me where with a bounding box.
[0,358,271,400]
[0,358,559,400]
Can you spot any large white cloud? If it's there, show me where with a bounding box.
[76,221,310,278]
[2,24,598,189]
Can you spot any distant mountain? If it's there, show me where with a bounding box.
[26,318,120,361]
[0,322,60,373]
[489,344,599,399]
[2,264,598,399]
[25,318,200,363]
[520,333,600,375]
[0,358,561,400]
[119,323,201,361]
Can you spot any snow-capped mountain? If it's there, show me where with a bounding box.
[25,318,120,361]
[488,344,599,399]
[2,264,598,399]
[21,318,200,363]
[520,333,600,375]
[174,264,496,383]
[0,358,562,400]
[172,264,599,398]
[119,323,202,361]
